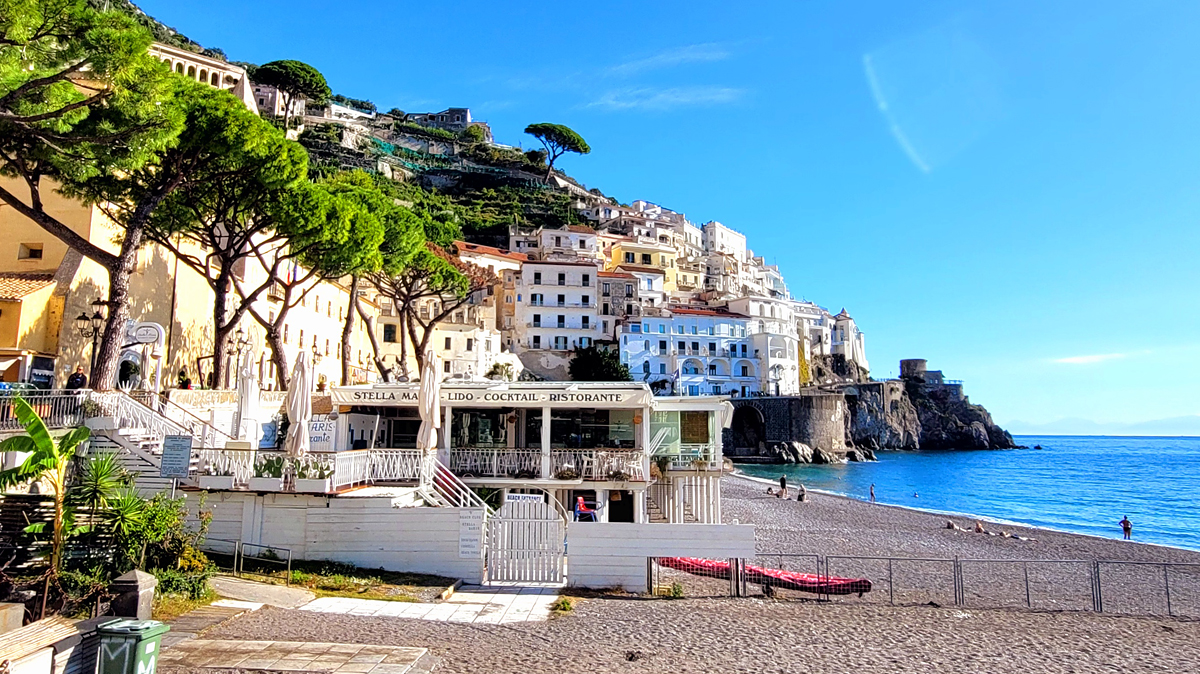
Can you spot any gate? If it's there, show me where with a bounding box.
[486,500,566,584]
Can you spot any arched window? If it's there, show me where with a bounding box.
[199,69,208,83]
[211,72,219,86]
[175,63,184,74]
[187,65,196,78]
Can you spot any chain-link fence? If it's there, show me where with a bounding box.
[648,554,1200,617]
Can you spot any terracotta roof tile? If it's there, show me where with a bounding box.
[566,225,596,234]
[454,242,531,263]
[0,272,55,301]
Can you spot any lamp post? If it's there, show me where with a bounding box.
[74,298,107,376]
[225,326,252,389]
[310,342,322,366]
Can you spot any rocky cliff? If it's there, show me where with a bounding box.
[844,380,1016,451]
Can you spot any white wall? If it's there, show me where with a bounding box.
[193,492,485,583]
[566,522,755,592]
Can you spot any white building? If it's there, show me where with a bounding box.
[513,259,602,379]
[832,309,869,372]
[721,296,803,395]
[619,306,761,398]
[509,225,601,262]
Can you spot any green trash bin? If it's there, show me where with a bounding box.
[97,619,171,674]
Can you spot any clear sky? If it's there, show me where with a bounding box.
[137,0,1200,433]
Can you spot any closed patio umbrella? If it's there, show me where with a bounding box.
[235,350,261,444]
[284,351,311,459]
[417,349,443,465]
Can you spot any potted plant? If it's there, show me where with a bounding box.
[294,458,333,493]
[553,466,580,480]
[198,468,235,491]
[249,455,286,491]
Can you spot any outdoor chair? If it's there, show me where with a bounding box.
[575,496,598,522]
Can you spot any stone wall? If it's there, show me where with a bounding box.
[723,394,846,460]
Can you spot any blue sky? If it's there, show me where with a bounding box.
[139,0,1200,433]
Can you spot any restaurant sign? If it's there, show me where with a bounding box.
[331,385,652,408]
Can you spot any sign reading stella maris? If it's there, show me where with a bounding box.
[330,384,652,408]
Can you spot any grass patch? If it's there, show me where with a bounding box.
[217,555,456,603]
[153,588,217,622]
[550,596,573,612]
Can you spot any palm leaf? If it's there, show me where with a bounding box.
[57,426,91,455]
[11,398,53,455]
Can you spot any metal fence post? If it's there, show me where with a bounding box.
[1094,561,1103,613]
[1022,558,1032,606]
[1163,564,1172,617]
[286,550,293,587]
[888,558,894,606]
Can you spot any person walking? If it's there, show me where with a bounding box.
[1120,515,1133,540]
[869,483,876,503]
[65,366,87,390]
[779,474,788,499]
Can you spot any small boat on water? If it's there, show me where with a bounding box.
[658,557,872,596]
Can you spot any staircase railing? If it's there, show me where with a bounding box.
[129,391,235,448]
[88,391,222,452]
[422,451,492,514]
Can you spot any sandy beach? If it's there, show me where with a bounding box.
[202,475,1200,673]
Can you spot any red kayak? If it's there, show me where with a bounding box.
[658,557,872,596]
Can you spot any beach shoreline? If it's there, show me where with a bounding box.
[730,470,1200,555]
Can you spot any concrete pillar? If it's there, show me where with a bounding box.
[540,406,551,478]
[634,489,646,524]
[110,570,157,620]
[598,489,609,522]
[0,603,23,635]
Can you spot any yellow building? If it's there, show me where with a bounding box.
[604,237,678,293]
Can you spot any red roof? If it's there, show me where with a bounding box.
[598,271,635,279]
[524,259,601,268]
[455,242,530,263]
[566,225,596,234]
[0,272,56,301]
[668,305,750,319]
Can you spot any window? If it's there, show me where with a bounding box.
[578,239,586,249]
[555,236,562,247]
[505,295,513,304]
[708,364,717,375]
[624,252,635,263]
[444,337,452,350]
[691,341,700,352]
[444,361,451,373]
[582,295,590,306]
[17,244,43,260]
[641,253,652,265]
[557,273,566,286]
[533,314,541,327]
[625,284,633,296]
[659,340,667,352]
[741,344,747,356]
[659,325,666,334]
[554,336,568,350]
[533,272,542,285]
[709,342,717,353]
[582,316,590,329]
[602,303,610,315]
[531,293,543,306]
[659,363,667,374]
[327,301,332,317]
[676,325,684,334]
[643,361,650,374]
[626,303,633,314]
[582,274,590,287]
[741,365,750,377]
[691,326,698,335]
[602,282,611,296]
[557,315,566,328]
[383,324,397,342]
[602,320,608,333]
[466,338,473,351]
[678,341,686,352]
[579,337,590,348]
[557,294,565,306]
[709,327,715,335]
[646,278,654,290]
[533,335,542,348]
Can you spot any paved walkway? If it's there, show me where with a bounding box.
[300,585,558,624]
[211,575,315,608]
[159,639,429,674]
[162,603,253,649]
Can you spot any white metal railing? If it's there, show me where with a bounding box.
[130,391,234,448]
[90,391,217,451]
[449,447,540,478]
[548,448,648,480]
[0,390,87,432]
[654,443,721,471]
[425,453,493,513]
[197,447,423,491]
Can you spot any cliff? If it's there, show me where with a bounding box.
[844,379,1016,451]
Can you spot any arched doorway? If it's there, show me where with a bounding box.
[730,405,765,451]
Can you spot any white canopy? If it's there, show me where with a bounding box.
[283,351,312,458]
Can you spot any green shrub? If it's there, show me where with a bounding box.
[154,567,214,600]
[550,596,573,612]
[667,582,684,599]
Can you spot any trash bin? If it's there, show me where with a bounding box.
[97,619,171,674]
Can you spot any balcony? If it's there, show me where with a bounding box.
[652,443,720,472]
[446,447,647,481]
[197,447,423,492]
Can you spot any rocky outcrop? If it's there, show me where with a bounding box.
[845,381,920,450]
[908,382,1017,450]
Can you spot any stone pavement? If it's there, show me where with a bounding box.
[210,575,315,608]
[162,602,257,649]
[158,639,429,674]
[300,585,558,624]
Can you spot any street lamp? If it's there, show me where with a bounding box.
[74,298,107,375]
[225,327,252,388]
[310,342,323,366]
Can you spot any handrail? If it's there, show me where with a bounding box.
[90,391,220,451]
[133,391,235,444]
[424,452,493,514]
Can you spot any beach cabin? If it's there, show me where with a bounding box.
[188,382,749,588]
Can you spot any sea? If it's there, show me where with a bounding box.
[740,435,1200,551]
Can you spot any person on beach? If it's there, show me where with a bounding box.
[1120,516,1132,540]
[797,484,807,502]
[870,484,875,503]
[779,475,789,499]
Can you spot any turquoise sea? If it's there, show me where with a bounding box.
[740,436,1200,551]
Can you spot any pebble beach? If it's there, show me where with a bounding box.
[202,474,1200,673]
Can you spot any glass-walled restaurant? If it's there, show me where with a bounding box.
[330,382,731,523]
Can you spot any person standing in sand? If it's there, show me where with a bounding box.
[870,484,875,503]
[779,475,789,499]
[1120,516,1133,540]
